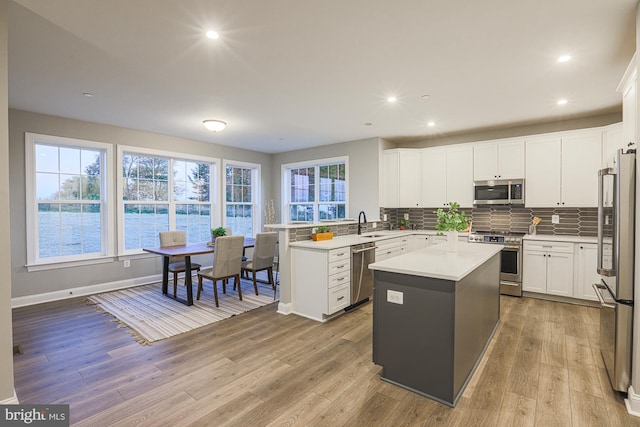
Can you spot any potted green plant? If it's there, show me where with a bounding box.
[312,225,334,241]
[398,218,410,230]
[210,226,227,245]
[434,202,469,252]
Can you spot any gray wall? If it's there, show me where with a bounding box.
[9,109,273,298]
[271,137,382,221]
[0,0,15,402]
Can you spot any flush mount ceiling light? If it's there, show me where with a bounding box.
[206,30,220,39]
[557,55,572,63]
[557,99,568,105]
[387,96,397,103]
[203,120,227,132]
[427,121,436,127]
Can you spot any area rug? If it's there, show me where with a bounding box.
[88,274,278,345]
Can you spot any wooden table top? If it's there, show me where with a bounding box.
[143,237,256,257]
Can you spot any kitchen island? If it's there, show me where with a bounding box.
[370,241,502,407]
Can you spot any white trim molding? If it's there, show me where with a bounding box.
[626,385,640,417]
[0,391,19,404]
[277,302,292,315]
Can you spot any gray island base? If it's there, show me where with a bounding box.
[371,243,501,407]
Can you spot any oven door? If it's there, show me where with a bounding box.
[500,246,522,296]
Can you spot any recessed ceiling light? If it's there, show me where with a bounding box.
[206,30,220,40]
[557,55,572,63]
[387,96,397,103]
[557,99,568,105]
[83,92,94,97]
[427,121,436,127]
[203,120,226,132]
[421,94,430,100]
[364,122,373,126]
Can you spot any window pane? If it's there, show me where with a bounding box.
[59,147,81,174]
[289,204,314,222]
[35,144,59,173]
[38,202,102,258]
[36,173,59,200]
[123,203,169,250]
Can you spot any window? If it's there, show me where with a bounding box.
[283,157,348,222]
[25,133,113,267]
[118,146,218,253]
[224,161,260,238]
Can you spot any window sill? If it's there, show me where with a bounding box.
[26,256,116,272]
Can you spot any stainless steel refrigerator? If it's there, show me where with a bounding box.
[593,148,635,392]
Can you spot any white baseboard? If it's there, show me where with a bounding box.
[626,385,640,417]
[0,391,19,404]
[11,274,163,308]
[277,302,292,315]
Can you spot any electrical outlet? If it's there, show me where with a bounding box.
[372,222,377,228]
[552,214,560,224]
[404,213,409,220]
[383,214,388,222]
[387,290,404,305]
[124,259,131,268]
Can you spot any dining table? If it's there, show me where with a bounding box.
[143,237,256,306]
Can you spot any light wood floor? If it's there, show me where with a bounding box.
[11,293,640,426]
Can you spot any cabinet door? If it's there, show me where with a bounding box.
[561,132,601,207]
[473,143,498,181]
[522,250,547,293]
[622,77,636,149]
[575,244,600,301]
[497,140,525,179]
[383,151,399,208]
[398,150,422,207]
[602,124,624,166]
[422,147,447,207]
[446,145,474,208]
[525,137,561,207]
[546,252,574,297]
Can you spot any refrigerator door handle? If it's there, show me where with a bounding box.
[592,282,616,309]
[597,167,616,276]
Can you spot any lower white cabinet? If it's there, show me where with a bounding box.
[375,236,409,261]
[407,234,430,252]
[522,241,574,297]
[291,247,351,321]
[574,243,600,301]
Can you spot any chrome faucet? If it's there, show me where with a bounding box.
[358,211,367,235]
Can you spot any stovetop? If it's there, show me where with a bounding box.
[468,230,525,244]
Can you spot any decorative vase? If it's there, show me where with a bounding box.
[446,230,458,252]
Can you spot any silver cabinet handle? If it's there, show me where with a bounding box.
[337,277,344,281]
[337,296,344,301]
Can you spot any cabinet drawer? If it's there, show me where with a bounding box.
[328,259,350,276]
[376,237,401,251]
[328,248,350,263]
[376,246,404,261]
[328,283,350,313]
[328,270,350,289]
[524,240,574,253]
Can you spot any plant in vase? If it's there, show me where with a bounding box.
[434,202,469,252]
[398,218,410,230]
[312,225,334,241]
[210,226,227,246]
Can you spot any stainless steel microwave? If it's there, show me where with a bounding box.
[473,179,524,205]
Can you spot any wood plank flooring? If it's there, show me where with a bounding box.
[11,294,640,426]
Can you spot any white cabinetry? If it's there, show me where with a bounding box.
[602,123,625,165]
[383,149,422,208]
[574,243,599,301]
[522,240,574,297]
[618,54,637,149]
[375,236,409,261]
[473,139,525,181]
[407,234,430,252]
[446,145,474,208]
[422,147,447,207]
[525,130,601,207]
[291,247,351,321]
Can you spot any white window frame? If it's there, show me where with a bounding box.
[117,145,220,255]
[281,156,349,223]
[25,132,115,271]
[223,159,261,237]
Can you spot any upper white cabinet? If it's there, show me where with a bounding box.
[602,123,624,165]
[525,130,602,208]
[421,147,447,207]
[473,139,525,181]
[618,53,637,150]
[446,145,474,208]
[383,149,422,208]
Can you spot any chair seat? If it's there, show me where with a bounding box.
[241,260,253,270]
[168,261,201,273]
[197,267,216,280]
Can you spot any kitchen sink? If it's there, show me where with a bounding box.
[361,234,386,238]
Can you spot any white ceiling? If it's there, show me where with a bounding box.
[8,0,638,154]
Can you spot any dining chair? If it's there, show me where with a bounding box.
[159,231,201,298]
[241,232,278,295]
[197,235,245,307]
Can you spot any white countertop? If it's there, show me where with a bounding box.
[369,241,503,281]
[523,234,597,244]
[289,230,457,250]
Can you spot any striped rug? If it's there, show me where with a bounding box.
[88,274,278,345]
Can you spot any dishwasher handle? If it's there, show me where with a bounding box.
[352,246,378,254]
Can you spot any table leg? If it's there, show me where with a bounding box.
[162,256,170,295]
[184,256,194,306]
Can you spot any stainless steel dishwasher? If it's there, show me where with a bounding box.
[348,241,377,309]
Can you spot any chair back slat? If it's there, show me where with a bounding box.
[251,232,278,270]
[212,235,244,278]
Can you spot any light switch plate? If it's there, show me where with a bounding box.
[552,214,560,224]
[387,290,403,305]
[403,213,409,220]
[383,214,388,221]
[372,222,377,228]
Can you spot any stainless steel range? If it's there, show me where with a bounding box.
[468,231,524,296]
